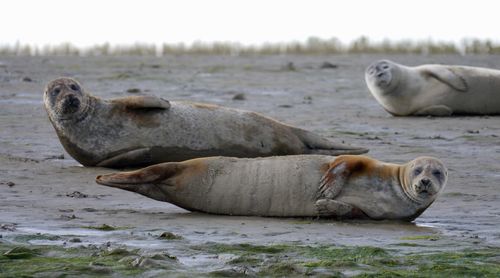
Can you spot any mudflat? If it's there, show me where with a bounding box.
[1,54,499,276]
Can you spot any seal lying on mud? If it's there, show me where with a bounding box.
[44,77,367,168]
[96,155,447,221]
[365,60,500,116]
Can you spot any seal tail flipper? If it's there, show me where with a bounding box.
[95,162,185,202]
[294,128,369,155]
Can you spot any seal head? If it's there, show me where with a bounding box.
[401,156,448,205]
[365,60,401,95]
[44,77,92,124]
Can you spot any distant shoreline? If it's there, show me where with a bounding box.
[2,37,500,56]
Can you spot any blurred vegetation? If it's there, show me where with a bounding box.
[2,36,500,56]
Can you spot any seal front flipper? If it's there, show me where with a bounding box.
[110,95,170,109]
[96,162,186,202]
[315,155,369,219]
[96,148,153,168]
[293,128,369,155]
[423,67,468,92]
[414,105,453,116]
[317,157,351,199]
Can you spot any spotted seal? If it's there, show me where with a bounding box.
[44,77,367,167]
[96,155,447,220]
[365,60,500,116]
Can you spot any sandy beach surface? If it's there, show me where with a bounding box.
[1,54,499,276]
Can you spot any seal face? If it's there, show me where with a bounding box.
[402,156,448,205]
[365,60,400,94]
[44,78,91,123]
[365,60,500,116]
[95,155,447,221]
[44,77,368,168]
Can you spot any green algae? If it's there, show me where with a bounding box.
[0,244,145,277]
[3,246,39,259]
[400,235,440,241]
[391,242,426,247]
[1,241,499,277]
[258,262,304,276]
[193,243,500,277]
[194,242,289,255]
[13,233,62,243]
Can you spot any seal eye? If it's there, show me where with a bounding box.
[52,88,61,96]
[69,84,80,91]
[413,167,423,176]
[432,170,442,177]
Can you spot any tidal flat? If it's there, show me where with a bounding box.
[0,54,499,276]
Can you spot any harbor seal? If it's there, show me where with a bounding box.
[365,60,500,116]
[44,77,368,168]
[95,155,447,221]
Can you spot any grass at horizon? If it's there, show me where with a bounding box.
[2,36,500,56]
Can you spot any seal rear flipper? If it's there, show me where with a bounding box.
[110,95,170,110]
[315,199,367,219]
[96,148,153,168]
[414,105,453,116]
[95,162,186,202]
[293,128,368,155]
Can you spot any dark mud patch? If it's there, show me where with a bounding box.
[0,181,15,187]
[158,231,183,240]
[1,154,40,163]
[83,224,128,231]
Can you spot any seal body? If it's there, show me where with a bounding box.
[96,155,448,221]
[44,78,367,168]
[365,60,500,116]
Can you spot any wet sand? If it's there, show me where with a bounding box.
[0,54,499,275]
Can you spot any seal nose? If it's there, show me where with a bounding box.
[418,178,432,193]
[421,178,430,186]
[367,62,389,77]
[67,95,80,108]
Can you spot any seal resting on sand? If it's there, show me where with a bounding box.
[43,77,367,168]
[365,60,500,116]
[96,155,447,221]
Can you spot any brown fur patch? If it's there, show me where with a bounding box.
[319,155,401,198]
[321,155,371,187]
[171,158,209,189]
[319,162,330,173]
[330,155,399,180]
[117,162,186,184]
